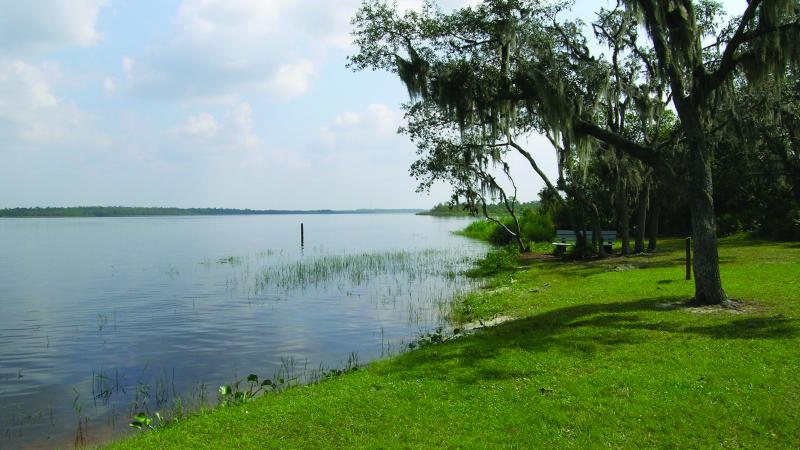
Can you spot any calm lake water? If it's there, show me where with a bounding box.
[0,214,486,449]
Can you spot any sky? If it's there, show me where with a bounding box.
[0,0,747,210]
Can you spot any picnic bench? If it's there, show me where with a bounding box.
[552,229,617,255]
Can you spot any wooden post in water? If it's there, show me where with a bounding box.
[301,223,304,247]
[685,237,692,280]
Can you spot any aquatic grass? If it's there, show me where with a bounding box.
[5,243,485,448]
[24,246,485,448]
[1,219,488,449]
[252,248,479,293]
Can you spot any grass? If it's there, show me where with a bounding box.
[457,219,497,241]
[456,211,555,248]
[252,249,474,292]
[106,236,800,449]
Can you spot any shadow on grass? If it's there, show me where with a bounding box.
[716,237,773,248]
[542,256,733,279]
[381,297,798,384]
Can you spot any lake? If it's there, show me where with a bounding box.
[0,214,486,449]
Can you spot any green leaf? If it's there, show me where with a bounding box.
[247,374,259,383]
[219,385,231,396]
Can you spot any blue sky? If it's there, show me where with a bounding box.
[0,0,746,209]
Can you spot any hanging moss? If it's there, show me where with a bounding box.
[395,46,429,99]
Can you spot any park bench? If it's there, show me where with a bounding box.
[552,229,617,255]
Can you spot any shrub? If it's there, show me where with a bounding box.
[717,213,742,236]
[520,210,555,242]
[489,218,518,246]
[778,207,800,240]
[460,210,556,248]
[488,211,555,246]
[460,220,496,241]
[467,246,519,277]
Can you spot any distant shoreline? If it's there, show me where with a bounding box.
[0,206,424,218]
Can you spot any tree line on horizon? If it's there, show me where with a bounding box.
[0,206,423,218]
[349,0,800,305]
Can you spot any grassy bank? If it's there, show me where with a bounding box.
[107,236,800,448]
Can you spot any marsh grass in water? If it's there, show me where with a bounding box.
[0,215,486,449]
[49,247,484,447]
[250,249,475,293]
[126,353,367,434]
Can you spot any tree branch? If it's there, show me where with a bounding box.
[508,138,563,200]
[574,118,675,179]
[698,0,764,100]
[637,0,689,104]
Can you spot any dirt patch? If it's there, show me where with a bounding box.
[608,264,638,272]
[519,252,558,261]
[655,299,764,315]
[460,315,515,332]
[485,286,511,294]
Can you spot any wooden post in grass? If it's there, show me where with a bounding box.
[685,237,692,280]
[301,223,304,247]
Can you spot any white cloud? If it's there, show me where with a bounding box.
[103,77,118,94]
[0,60,87,143]
[225,103,260,148]
[316,103,404,153]
[268,59,317,99]
[174,113,219,139]
[119,0,479,102]
[364,104,402,134]
[334,112,362,127]
[177,0,284,39]
[0,61,58,113]
[0,0,108,53]
[172,103,258,149]
[320,104,402,141]
[122,56,135,74]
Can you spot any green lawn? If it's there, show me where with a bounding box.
[106,236,800,449]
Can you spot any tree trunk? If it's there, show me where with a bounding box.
[648,194,660,251]
[616,181,630,256]
[513,233,527,254]
[682,107,726,305]
[634,182,649,253]
[592,206,605,258]
[574,230,588,257]
[508,209,528,253]
[563,185,588,258]
[479,197,527,254]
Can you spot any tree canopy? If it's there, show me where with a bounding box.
[350,0,800,304]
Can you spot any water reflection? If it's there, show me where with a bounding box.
[0,214,485,449]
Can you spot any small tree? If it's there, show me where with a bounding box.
[405,101,530,252]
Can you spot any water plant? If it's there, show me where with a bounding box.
[466,246,520,277]
[217,256,244,267]
[218,374,275,407]
[129,412,162,431]
[251,248,478,294]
